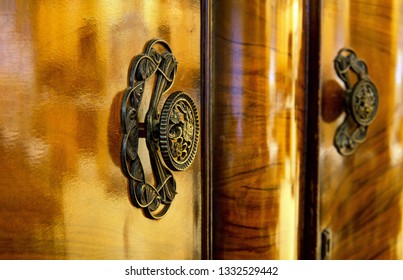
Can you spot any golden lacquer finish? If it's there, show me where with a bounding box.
[319,0,403,259]
[212,0,306,259]
[0,0,201,259]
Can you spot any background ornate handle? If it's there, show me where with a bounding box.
[333,48,379,156]
[120,39,199,219]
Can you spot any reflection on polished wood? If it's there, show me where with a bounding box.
[212,0,306,259]
[319,0,403,259]
[0,0,202,259]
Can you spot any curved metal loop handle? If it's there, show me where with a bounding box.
[120,39,200,219]
[333,48,379,156]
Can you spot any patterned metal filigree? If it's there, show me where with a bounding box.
[333,48,379,156]
[160,91,199,171]
[120,39,199,219]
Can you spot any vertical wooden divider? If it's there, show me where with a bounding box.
[212,0,307,259]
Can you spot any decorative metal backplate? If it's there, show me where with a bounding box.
[121,39,199,219]
[333,48,379,156]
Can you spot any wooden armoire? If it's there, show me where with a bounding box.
[0,0,402,260]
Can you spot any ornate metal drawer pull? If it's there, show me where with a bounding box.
[333,48,379,156]
[121,39,199,219]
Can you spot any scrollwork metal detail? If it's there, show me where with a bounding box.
[120,39,199,219]
[333,48,379,156]
[160,91,199,171]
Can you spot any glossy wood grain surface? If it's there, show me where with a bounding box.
[0,0,202,259]
[212,0,306,259]
[319,0,403,259]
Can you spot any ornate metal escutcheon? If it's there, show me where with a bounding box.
[333,48,379,156]
[120,39,199,219]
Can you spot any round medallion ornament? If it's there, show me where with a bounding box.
[159,91,200,171]
[351,80,378,126]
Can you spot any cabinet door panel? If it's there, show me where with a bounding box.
[0,0,203,259]
[319,0,403,259]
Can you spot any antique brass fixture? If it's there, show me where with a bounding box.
[120,39,199,219]
[333,48,379,156]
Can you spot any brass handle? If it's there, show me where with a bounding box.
[120,39,199,219]
[333,48,379,156]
